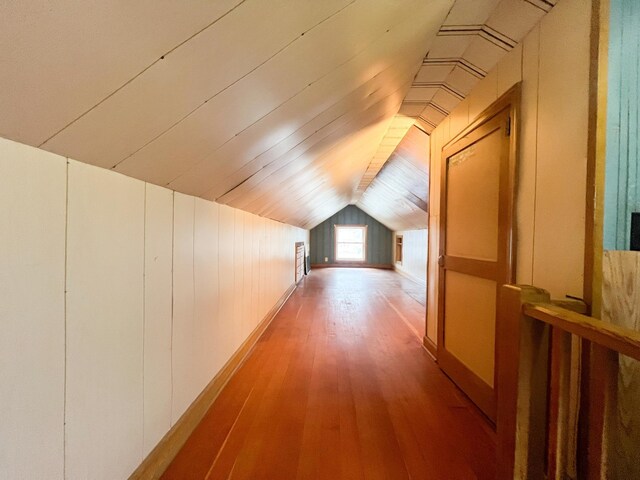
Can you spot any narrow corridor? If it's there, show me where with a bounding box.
[163,268,496,479]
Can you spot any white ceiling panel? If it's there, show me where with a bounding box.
[115,53,413,186]
[259,122,387,211]
[426,35,474,59]
[354,0,556,231]
[486,0,548,42]
[0,0,243,144]
[432,88,463,113]
[220,91,402,215]
[398,102,428,117]
[414,118,435,134]
[199,78,412,203]
[405,87,439,102]
[441,0,502,26]
[156,16,429,194]
[214,99,392,208]
[389,117,417,129]
[41,0,353,167]
[421,104,448,125]
[415,64,456,83]
[463,37,512,73]
[356,126,430,231]
[446,66,480,96]
[249,125,385,227]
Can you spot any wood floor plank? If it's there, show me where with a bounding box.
[162,268,496,479]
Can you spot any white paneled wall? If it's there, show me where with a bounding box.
[66,160,146,480]
[0,141,67,479]
[426,0,590,345]
[143,184,174,456]
[233,209,245,352]
[194,197,220,387]
[171,193,197,422]
[218,205,236,367]
[0,136,308,479]
[394,229,428,284]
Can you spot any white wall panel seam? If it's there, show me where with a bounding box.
[170,191,175,425]
[141,182,147,459]
[531,33,541,285]
[217,204,221,372]
[63,158,69,480]
[192,195,196,373]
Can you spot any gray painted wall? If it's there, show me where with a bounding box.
[310,205,393,265]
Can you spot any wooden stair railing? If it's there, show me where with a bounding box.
[496,285,640,480]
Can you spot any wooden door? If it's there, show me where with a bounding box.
[437,92,518,422]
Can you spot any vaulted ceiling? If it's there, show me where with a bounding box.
[357,126,430,231]
[0,0,555,231]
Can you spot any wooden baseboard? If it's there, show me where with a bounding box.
[394,266,428,286]
[437,348,496,424]
[129,282,298,480]
[422,335,438,361]
[311,263,393,269]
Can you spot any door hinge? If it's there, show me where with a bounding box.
[506,116,511,136]
[438,255,445,267]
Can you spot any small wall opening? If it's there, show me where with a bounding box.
[395,235,403,265]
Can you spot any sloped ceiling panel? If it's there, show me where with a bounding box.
[0,0,454,230]
[0,0,244,145]
[354,0,557,230]
[409,0,558,131]
[354,116,417,196]
[357,126,429,231]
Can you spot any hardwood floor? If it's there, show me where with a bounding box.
[162,268,496,479]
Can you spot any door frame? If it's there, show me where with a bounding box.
[436,85,520,422]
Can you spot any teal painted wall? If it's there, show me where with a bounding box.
[604,0,640,250]
[310,205,393,265]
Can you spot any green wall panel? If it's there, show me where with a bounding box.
[310,205,392,265]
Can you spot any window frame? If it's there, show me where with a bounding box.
[334,224,368,263]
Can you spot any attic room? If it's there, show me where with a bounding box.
[2,0,639,479]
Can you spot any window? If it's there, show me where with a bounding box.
[335,225,367,262]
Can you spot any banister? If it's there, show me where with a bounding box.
[497,284,640,480]
[523,303,640,361]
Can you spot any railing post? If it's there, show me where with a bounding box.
[548,299,586,480]
[547,327,573,478]
[587,344,618,479]
[497,284,551,480]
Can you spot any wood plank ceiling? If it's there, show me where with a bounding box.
[0,0,555,231]
[357,126,430,231]
[353,0,558,231]
[405,0,558,132]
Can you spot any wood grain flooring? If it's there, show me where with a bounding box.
[162,268,496,479]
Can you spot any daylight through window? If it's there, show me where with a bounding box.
[335,225,366,261]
